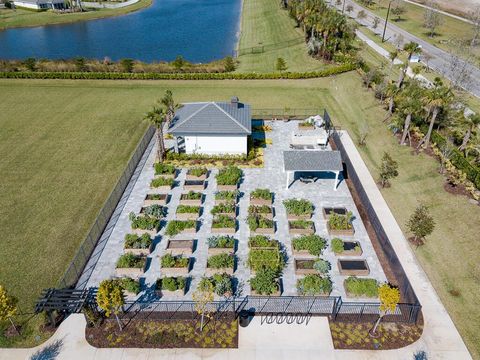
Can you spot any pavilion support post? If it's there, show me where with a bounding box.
[174,137,179,153]
[334,171,339,191]
[286,171,290,189]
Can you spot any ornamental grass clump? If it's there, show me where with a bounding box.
[161,254,190,268]
[247,214,274,231]
[176,205,200,214]
[165,220,196,236]
[344,276,379,298]
[216,166,242,185]
[250,188,272,200]
[215,190,239,201]
[158,277,186,291]
[292,234,326,256]
[297,274,332,295]
[250,268,280,295]
[212,215,236,229]
[116,253,146,269]
[283,199,314,216]
[154,163,176,175]
[328,212,353,230]
[207,253,235,269]
[248,235,279,248]
[208,236,235,248]
[128,212,160,231]
[199,274,233,296]
[188,167,208,177]
[124,233,152,249]
[211,202,236,215]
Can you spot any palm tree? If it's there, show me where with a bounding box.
[458,113,480,152]
[388,50,398,73]
[145,103,168,162]
[397,84,423,145]
[161,90,180,126]
[397,42,421,89]
[384,82,400,120]
[418,78,454,149]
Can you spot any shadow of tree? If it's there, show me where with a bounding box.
[30,339,63,360]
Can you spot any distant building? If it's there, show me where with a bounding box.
[168,97,252,155]
[13,0,66,10]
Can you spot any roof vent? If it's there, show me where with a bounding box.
[231,96,239,107]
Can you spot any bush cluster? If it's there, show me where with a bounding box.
[181,191,202,200]
[154,163,176,175]
[292,234,326,256]
[215,190,239,201]
[159,277,186,291]
[248,248,285,272]
[289,220,313,229]
[199,273,232,296]
[124,233,152,249]
[176,205,200,214]
[115,277,141,295]
[165,220,196,236]
[128,212,159,230]
[247,214,274,231]
[248,235,279,248]
[250,188,272,200]
[248,205,272,215]
[161,254,190,268]
[116,254,146,269]
[283,199,314,216]
[297,275,332,295]
[207,253,235,269]
[207,235,235,248]
[328,212,353,230]
[344,277,379,298]
[187,167,208,177]
[212,215,236,229]
[211,201,236,215]
[250,268,280,295]
[151,176,175,188]
[216,166,243,185]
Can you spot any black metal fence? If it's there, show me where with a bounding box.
[58,126,155,288]
[331,131,421,308]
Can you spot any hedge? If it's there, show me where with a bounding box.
[0,63,357,80]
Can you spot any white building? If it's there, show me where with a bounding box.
[168,97,252,156]
[13,0,66,10]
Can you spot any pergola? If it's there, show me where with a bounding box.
[283,150,343,190]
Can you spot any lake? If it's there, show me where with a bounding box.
[0,0,242,62]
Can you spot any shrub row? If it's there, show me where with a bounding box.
[0,63,357,81]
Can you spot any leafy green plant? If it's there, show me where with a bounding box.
[211,202,236,215]
[124,233,152,249]
[212,215,236,229]
[328,212,353,230]
[216,166,242,185]
[161,254,190,268]
[250,268,279,295]
[297,275,332,295]
[128,212,159,231]
[283,199,314,216]
[188,167,208,177]
[313,259,331,274]
[182,191,202,200]
[158,277,186,291]
[292,234,326,256]
[215,190,239,200]
[154,163,176,175]
[146,193,165,200]
[151,176,175,188]
[289,220,313,229]
[116,254,146,269]
[199,273,233,296]
[207,236,235,248]
[116,278,141,295]
[248,205,271,215]
[248,235,279,248]
[247,214,274,231]
[176,205,200,214]
[207,254,235,269]
[142,204,166,219]
[250,188,272,200]
[331,238,345,254]
[248,248,285,272]
[344,277,379,297]
[165,220,196,236]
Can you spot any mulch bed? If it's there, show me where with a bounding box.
[329,321,423,350]
[86,317,238,349]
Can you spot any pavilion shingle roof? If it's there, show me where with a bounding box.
[283,150,343,172]
[168,101,251,136]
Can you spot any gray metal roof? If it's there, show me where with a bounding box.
[168,101,251,136]
[283,151,343,172]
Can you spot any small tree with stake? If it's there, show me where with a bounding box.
[407,204,435,248]
[224,56,236,72]
[0,285,18,335]
[370,283,400,336]
[276,57,287,71]
[96,280,124,331]
[193,279,214,332]
[379,152,399,188]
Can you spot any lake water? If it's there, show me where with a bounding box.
[0,0,241,62]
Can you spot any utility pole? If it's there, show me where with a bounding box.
[382,0,392,42]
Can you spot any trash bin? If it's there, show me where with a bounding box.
[239,310,251,327]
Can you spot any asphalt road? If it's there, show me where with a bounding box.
[332,0,480,98]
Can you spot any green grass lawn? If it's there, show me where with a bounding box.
[0,75,478,356]
[352,0,480,63]
[0,0,151,30]
[236,0,329,72]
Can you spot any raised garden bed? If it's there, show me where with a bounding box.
[165,220,197,236]
[327,212,354,236]
[288,220,315,235]
[124,233,153,256]
[343,276,379,298]
[205,253,235,276]
[207,235,236,255]
[322,207,347,220]
[248,247,285,273]
[294,259,318,275]
[247,214,275,234]
[183,180,206,191]
[160,254,191,277]
[179,191,203,206]
[292,234,326,257]
[129,212,160,237]
[175,205,200,221]
[186,167,208,181]
[296,274,332,296]
[165,239,194,256]
[199,273,234,297]
[156,276,187,297]
[338,260,370,276]
[250,188,273,206]
[211,201,236,217]
[211,215,236,234]
[115,254,147,279]
[248,205,273,220]
[216,166,242,191]
[215,190,239,205]
[143,193,168,207]
[217,184,238,191]
[250,268,282,296]
[283,199,314,220]
[154,163,177,178]
[150,176,175,191]
[331,238,362,256]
